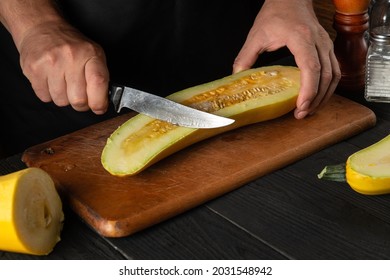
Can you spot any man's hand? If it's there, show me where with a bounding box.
[18,22,109,114]
[233,0,341,119]
[0,0,109,114]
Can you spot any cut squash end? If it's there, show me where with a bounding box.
[345,134,390,195]
[0,168,64,255]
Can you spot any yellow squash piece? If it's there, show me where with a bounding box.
[102,65,300,176]
[0,168,64,255]
[346,134,390,195]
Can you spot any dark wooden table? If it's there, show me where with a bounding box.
[1,99,390,260]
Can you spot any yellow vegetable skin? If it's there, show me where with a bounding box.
[102,66,300,176]
[0,168,64,255]
[346,134,390,195]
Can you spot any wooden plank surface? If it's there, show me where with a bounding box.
[105,120,390,260]
[104,206,288,260]
[21,95,376,238]
[207,169,390,259]
[3,119,390,260]
[207,118,390,259]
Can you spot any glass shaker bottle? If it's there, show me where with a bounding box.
[365,0,390,102]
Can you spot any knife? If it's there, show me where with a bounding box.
[109,84,235,129]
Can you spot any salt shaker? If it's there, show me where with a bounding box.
[365,0,390,102]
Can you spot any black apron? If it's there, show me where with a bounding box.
[0,0,276,155]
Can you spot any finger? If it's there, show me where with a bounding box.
[30,77,52,103]
[47,72,69,107]
[319,51,340,107]
[66,68,89,112]
[21,61,52,103]
[306,38,336,113]
[288,38,321,119]
[305,45,340,117]
[85,56,109,115]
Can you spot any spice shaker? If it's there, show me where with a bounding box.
[332,0,369,97]
[365,0,390,102]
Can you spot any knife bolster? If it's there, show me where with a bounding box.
[109,84,124,112]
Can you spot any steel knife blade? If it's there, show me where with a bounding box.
[109,84,235,129]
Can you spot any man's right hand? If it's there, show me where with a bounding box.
[0,0,110,115]
[18,22,109,114]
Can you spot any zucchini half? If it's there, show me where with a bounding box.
[102,66,300,176]
[346,134,390,195]
[318,134,390,195]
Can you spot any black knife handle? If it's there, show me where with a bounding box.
[109,83,124,113]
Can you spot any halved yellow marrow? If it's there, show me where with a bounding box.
[318,134,390,195]
[346,134,390,195]
[102,66,300,176]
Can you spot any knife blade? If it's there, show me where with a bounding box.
[109,84,235,129]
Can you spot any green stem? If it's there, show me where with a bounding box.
[317,163,346,182]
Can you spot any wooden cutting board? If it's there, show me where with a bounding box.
[22,95,376,237]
